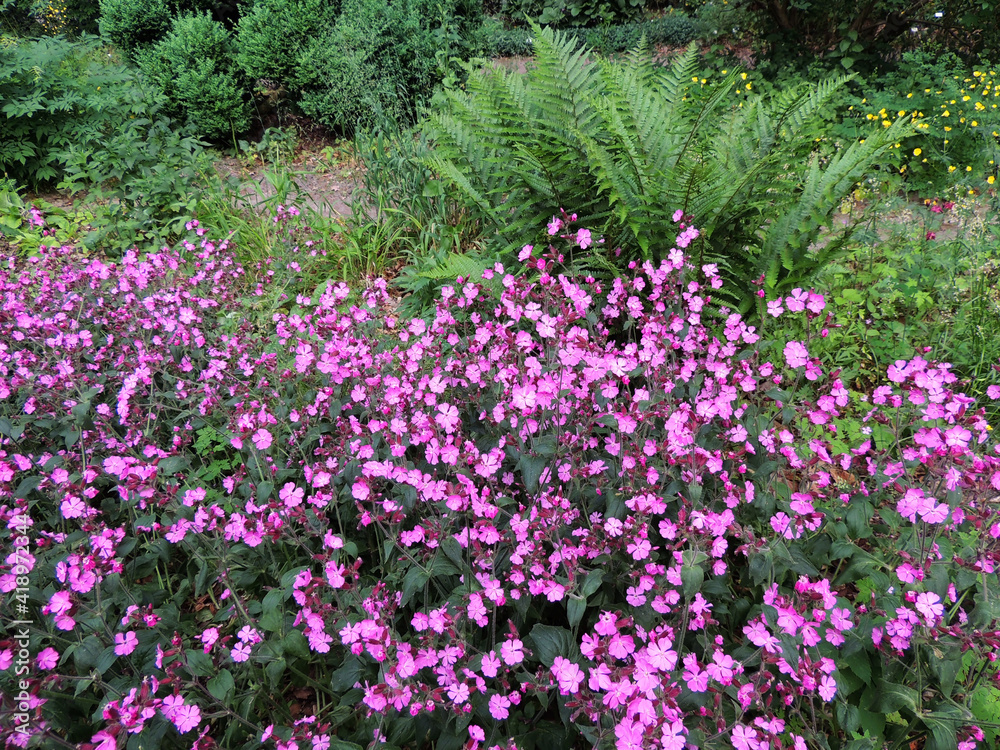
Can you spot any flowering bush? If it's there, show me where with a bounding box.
[2,209,1000,750]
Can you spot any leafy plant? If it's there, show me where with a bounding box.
[510,0,646,28]
[234,0,339,85]
[57,113,213,254]
[136,11,251,141]
[3,213,1000,750]
[0,35,151,188]
[293,0,477,134]
[97,0,171,57]
[417,27,909,310]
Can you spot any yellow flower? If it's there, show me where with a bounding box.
[741,72,747,80]
[944,126,952,131]
[949,165,957,172]
[882,120,891,127]
[972,121,978,126]
[746,83,752,90]
[943,110,950,116]
[989,175,996,185]
[898,110,906,117]
[967,166,973,171]
[907,93,913,98]
[913,147,921,156]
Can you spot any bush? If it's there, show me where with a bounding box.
[137,12,251,141]
[473,12,699,58]
[234,0,339,84]
[509,0,646,28]
[293,0,458,134]
[2,212,1000,750]
[98,0,171,56]
[0,35,155,188]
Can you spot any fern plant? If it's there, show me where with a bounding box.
[418,27,911,310]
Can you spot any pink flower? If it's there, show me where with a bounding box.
[547,217,563,235]
[551,655,585,694]
[231,643,252,662]
[36,647,59,670]
[500,639,524,665]
[576,228,592,249]
[488,693,511,720]
[279,482,304,508]
[252,428,273,450]
[114,631,138,656]
[784,341,809,369]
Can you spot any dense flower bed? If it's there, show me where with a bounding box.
[2,209,1000,750]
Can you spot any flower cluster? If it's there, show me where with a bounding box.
[1,210,1000,750]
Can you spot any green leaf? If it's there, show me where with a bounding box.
[519,454,548,493]
[874,680,919,715]
[96,646,118,675]
[528,624,577,667]
[259,589,285,632]
[580,568,604,598]
[400,565,430,608]
[256,480,274,503]
[567,596,587,629]
[184,649,215,677]
[157,455,189,476]
[265,657,286,687]
[208,669,235,702]
[330,655,362,691]
[440,536,465,570]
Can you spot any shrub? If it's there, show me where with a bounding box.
[97,0,171,56]
[234,0,339,84]
[0,35,153,188]
[509,0,645,28]
[293,0,452,134]
[472,12,699,58]
[2,211,1000,750]
[838,51,1000,192]
[136,12,252,141]
[414,27,909,312]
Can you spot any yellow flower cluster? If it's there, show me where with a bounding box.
[37,0,68,35]
[860,70,1000,182]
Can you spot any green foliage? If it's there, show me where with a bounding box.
[417,28,907,310]
[803,189,1000,415]
[472,11,699,57]
[0,35,153,188]
[234,0,339,84]
[691,0,1000,75]
[510,0,645,28]
[97,0,171,57]
[0,186,95,254]
[293,0,475,134]
[836,51,1000,192]
[136,12,251,141]
[57,113,212,255]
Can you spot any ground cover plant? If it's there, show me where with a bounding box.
[3,206,1000,750]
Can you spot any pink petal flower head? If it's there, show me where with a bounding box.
[114,631,138,656]
[784,341,809,369]
[547,217,563,235]
[576,228,592,249]
[252,428,273,450]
